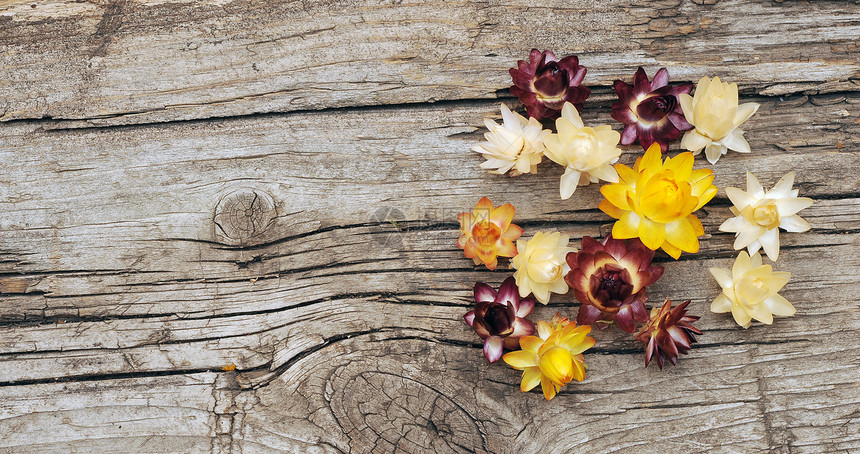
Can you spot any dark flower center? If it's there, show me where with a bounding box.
[590,267,634,308]
[636,95,677,123]
[483,303,515,336]
[534,62,568,97]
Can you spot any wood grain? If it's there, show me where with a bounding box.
[0,0,858,126]
[1,0,859,452]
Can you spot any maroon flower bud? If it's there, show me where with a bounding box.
[464,277,536,362]
[509,49,591,121]
[564,235,664,333]
[611,67,693,152]
[636,299,702,369]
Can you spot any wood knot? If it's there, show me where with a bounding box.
[213,189,277,245]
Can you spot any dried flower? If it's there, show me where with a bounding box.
[543,102,622,200]
[598,144,718,259]
[512,231,576,304]
[719,172,813,261]
[503,313,595,400]
[565,235,664,333]
[457,197,523,270]
[635,299,701,369]
[464,277,536,362]
[509,49,591,121]
[679,76,761,164]
[611,67,693,152]
[709,251,795,328]
[472,104,550,176]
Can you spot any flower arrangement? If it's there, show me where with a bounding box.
[457,49,812,400]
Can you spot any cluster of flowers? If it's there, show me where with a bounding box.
[459,50,814,401]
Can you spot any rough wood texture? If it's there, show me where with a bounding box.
[1,0,859,453]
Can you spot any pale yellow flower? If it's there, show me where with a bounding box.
[709,251,795,328]
[679,76,760,164]
[512,231,576,304]
[472,104,550,176]
[543,102,621,199]
[720,172,813,261]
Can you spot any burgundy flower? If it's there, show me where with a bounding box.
[509,49,591,121]
[564,235,664,333]
[611,67,693,152]
[464,277,536,362]
[635,299,702,369]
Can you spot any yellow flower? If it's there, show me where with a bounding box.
[511,231,576,304]
[472,104,550,176]
[598,143,718,259]
[679,76,760,164]
[709,251,795,328]
[503,314,595,401]
[719,172,813,261]
[543,102,622,199]
[457,197,523,270]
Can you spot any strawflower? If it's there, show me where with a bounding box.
[612,67,693,152]
[509,49,591,121]
[543,102,622,200]
[503,314,595,400]
[598,144,718,259]
[635,299,701,369]
[565,235,664,333]
[720,172,813,261]
[464,277,536,362]
[472,104,550,176]
[709,251,795,328]
[512,231,576,304]
[679,76,760,164]
[457,197,523,270]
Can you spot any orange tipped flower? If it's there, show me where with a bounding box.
[598,143,718,259]
[457,197,523,270]
[635,299,701,369]
[503,313,595,401]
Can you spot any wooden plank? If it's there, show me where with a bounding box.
[0,89,858,451]
[0,0,857,126]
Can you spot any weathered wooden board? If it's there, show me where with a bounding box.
[0,0,858,126]
[1,0,859,452]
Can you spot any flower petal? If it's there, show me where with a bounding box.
[734,102,760,126]
[613,211,641,239]
[560,168,582,200]
[775,197,814,217]
[709,267,734,289]
[665,218,699,253]
[721,128,751,153]
[726,187,757,210]
[711,294,733,313]
[474,282,496,303]
[731,303,753,328]
[521,366,542,392]
[779,215,811,232]
[763,294,796,316]
[681,129,711,152]
[541,376,558,401]
[484,336,505,363]
[759,228,780,261]
[503,349,539,369]
[638,217,666,251]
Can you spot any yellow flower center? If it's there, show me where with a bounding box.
[736,275,769,307]
[569,131,598,169]
[528,253,563,283]
[471,220,501,247]
[752,200,780,229]
[639,172,693,222]
[539,346,574,386]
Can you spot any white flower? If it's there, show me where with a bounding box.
[472,104,550,176]
[709,251,795,328]
[719,172,813,261]
[543,102,621,199]
[679,76,760,164]
[512,231,576,304]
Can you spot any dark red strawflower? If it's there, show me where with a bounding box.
[509,49,591,121]
[564,235,664,333]
[635,299,702,370]
[464,277,536,363]
[611,67,693,152]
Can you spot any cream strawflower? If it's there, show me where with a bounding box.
[709,251,795,328]
[679,76,760,164]
[543,102,622,199]
[720,172,813,261]
[512,231,576,304]
[472,104,550,176]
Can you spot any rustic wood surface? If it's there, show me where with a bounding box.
[1,0,858,452]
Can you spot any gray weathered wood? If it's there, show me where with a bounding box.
[1,1,859,452]
[0,0,858,126]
